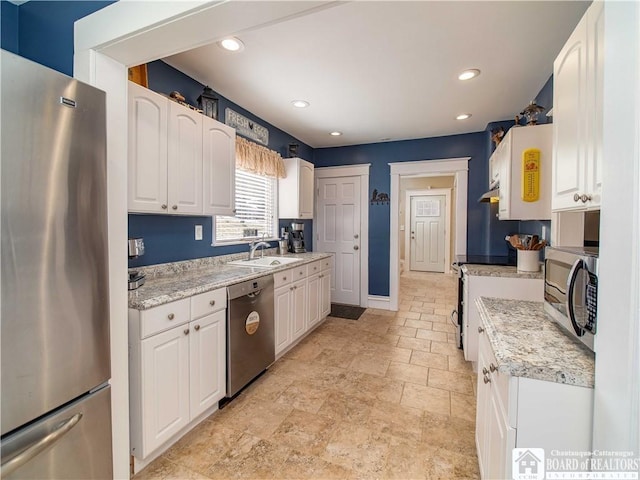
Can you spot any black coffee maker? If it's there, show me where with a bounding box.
[287,222,306,253]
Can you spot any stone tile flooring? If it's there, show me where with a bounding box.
[134,271,479,479]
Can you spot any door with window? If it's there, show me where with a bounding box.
[316,176,361,306]
[409,194,446,272]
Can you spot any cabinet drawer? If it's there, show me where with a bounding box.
[292,265,308,280]
[140,298,190,339]
[320,256,332,272]
[273,269,293,288]
[308,261,322,276]
[191,288,226,319]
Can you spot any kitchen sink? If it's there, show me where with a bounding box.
[226,256,302,268]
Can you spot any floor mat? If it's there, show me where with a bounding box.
[330,303,366,320]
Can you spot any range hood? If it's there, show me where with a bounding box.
[479,182,500,203]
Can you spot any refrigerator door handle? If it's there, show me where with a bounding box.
[1,413,82,477]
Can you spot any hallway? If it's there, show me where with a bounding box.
[134,271,479,479]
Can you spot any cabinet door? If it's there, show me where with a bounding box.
[475,333,491,478]
[141,326,189,456]
[585,1,604,208]
[307,273,321,329]
[552,17,588,211]
[203,117,236,216]
[167,102,203,214]
[299,160,314,218]
[189,310,226,420]
[497,135,511,219]
[320,272,331,319]
[274,286,292,355]
[462,276,470,361]
[291,279,307,341]
[486,390,516,480]
[128,82,168,214]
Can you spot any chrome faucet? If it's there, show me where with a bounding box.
[249,234,270,260]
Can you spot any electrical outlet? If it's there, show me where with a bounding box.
[195,225,203,241]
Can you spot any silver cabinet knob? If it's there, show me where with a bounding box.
[194,325,200,331]
[478,326,484,333]
[209,300,215,306]
[573,193,581,202]
[168,313,175,320]
[490,363,497,373]
[183,328,189,335]
[290,287,294,291]
[354,234,359,239]
[283,277,287,281]
[483,375,491,384]
[172,205,178,210]
[354,245,359,251]
[482,367,489,375]
[161,204,168,210]
[580,194,592,203]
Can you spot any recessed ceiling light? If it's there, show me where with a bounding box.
[456,113,472,120]
[291,100,310,108]
[330,131,342,136]
[219,37,244,52]
[458,69,481,81]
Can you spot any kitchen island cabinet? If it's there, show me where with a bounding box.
[475,297,594,480]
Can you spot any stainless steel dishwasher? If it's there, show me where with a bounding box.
[225,275,275,399]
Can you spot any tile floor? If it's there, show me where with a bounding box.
[134,271,479,479]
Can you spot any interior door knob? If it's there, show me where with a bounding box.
[354,245,359,251]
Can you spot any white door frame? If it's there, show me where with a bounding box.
[314,164,370,308]
[389,158,469,311]
[404,188,451,274]
[73,2,345,477]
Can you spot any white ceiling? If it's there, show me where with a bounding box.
[164,1,589,148]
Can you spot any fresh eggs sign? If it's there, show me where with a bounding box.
[225,108,269,146]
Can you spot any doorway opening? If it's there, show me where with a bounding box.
[401,179,453,274]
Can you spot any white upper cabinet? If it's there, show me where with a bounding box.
[202,117,236,216]
[494,124,553,220]
[552,1,604,211]
[278,157,314,219]
[128,81,236,216]
[167,102,203,214]
[128,82,168,213]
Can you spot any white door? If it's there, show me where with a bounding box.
[409,195,445,272]
[316,176,361,306]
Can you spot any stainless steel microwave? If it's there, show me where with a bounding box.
[544,246,598,352]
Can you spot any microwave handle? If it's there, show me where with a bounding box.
[566,258,586,337]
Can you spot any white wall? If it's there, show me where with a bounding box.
[592,0,640,457]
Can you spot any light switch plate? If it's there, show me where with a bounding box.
[195,225,203,240]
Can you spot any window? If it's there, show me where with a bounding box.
[214,169,277,244]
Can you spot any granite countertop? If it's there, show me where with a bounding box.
[475,297,595,388]
[461,263,543,280]
[128,252,332,310]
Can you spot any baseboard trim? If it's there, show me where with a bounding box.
[367,295,391,310]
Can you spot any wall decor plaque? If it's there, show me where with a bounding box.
[225,108,269,145]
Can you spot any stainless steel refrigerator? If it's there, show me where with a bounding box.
[1,50,113,479]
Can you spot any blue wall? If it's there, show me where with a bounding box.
[1,1,19,53]
[9,1,114,76]
[127,61,314,268]
[313,133,489,296]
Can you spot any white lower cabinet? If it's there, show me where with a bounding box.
[129,289,226,467]
[273,259,332,356]
[476,329,593,480]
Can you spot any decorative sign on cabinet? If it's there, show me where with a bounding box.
[128,81,236,216]
[278,157,314,219]
[552,1,603,211]
[492,124,553,220]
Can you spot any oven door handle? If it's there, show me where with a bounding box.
[450,309,459,327]
[566,259,586,336]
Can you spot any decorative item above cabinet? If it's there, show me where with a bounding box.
[278,157,314,219]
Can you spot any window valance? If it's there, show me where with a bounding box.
[235,136,286,178]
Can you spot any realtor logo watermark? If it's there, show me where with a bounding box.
[512,448,639,480]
